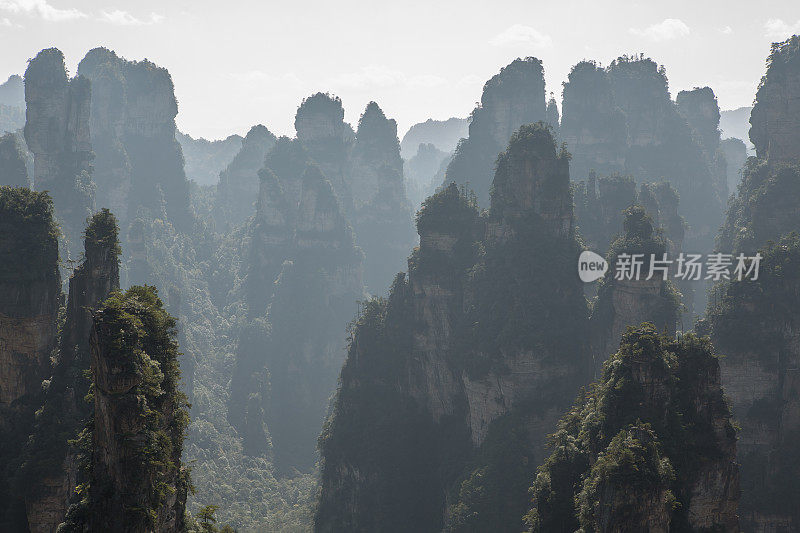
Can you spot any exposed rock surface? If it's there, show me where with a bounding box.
[706,35,800,532]
[528,324,739,532]
[0,188,60,530]
[77,47,191,231]
[316,124,591,532]
[404,142,449,208]
[399,117,468,159]
[24,48,94,260]
[231,147,365,471]
[349,102,415,294]
[720,137,747,193]
[62,286,189,532]
[215,124,276,227]
[22,210,120,533]
[749,35,800,164]
[0,132,30,187]
[177,130,243,186]
[589,206,680,372]
[445,57,547,205]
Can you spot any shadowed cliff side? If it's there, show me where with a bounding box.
[21,209,120,533]
[316,123,591,532]
[0,187,60,530]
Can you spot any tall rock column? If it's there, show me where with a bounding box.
[24,48,94,260]
[0,188,60,529]
[22,209,120,533]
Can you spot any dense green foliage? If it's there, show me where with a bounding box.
[527,324,735,532]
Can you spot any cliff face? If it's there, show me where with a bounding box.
[706,35,800,532]
[22,210,120,533]
[316,124,591,532]
[0,188,60,529]
[589,207,680,372]
[24,48,94,260]
[60,286,189,532]
[294,93,354,209]
[349,102,415,294]
[749,35,800,164]
[720,137,747,193]
[562,57,723,263]
[0,132,30,187]
[399,117,468,159]
[215,124,276,227]
[231,146,365,471]
[177,130,242,186]
[77,47,191,231]
[404,142,449,208]
[528,324,739,532]
[445,58,547,205]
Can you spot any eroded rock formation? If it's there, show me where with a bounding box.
[215,124,276,227]
[445,57,547,205]
[20,210,119,533]
[177,130,243,186]
[24,48,94,259]
[528,324,739,532]
[60,286,189,532]
[399,117,467,159]
[0,188,60,529]
[316,123,591,532]
[77,47,191,230]
[0,132,29,187]
[349,101,415,294]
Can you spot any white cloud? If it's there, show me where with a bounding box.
[629,18,690,42]
[99,10,164,26]
[0,0,86,21]
[764,18,800,40]
[489,24,553,49]
[225,71,306,89]
[0,16,11,25]
[719,25,733,35]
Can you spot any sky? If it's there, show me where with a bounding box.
[0,0,798,140]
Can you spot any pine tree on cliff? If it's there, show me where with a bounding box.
[20,209,120,533]
[59,286,190,532]
[527,323,739,532]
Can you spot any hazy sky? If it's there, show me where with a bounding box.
[0,0,798,140]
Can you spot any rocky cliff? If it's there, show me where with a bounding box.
[231,145,365,471]
[445,57,547,205]
[316,123,591,532]
[22,209,120,533]
[24,48,94,260]
[399,117,467,159]
[404,142,450,208]
[527,324,739,532]
[349,101,415,294]
[215,124,276,228]
[749,35,800,164]
[59,286,190,532]
[177,130,242,186]
[77,47,191,231]
[0,187,60,529]
[589,206,681,372]
[720,137,747,193]
[0,132,30,187]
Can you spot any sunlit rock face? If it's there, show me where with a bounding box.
[749,35,800,164]
[445,57,547,206]
[0,188,59,530]
[24,48,94,260]
[215,124,276,227]
[316,124,592,532]
[77,47,191,231]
